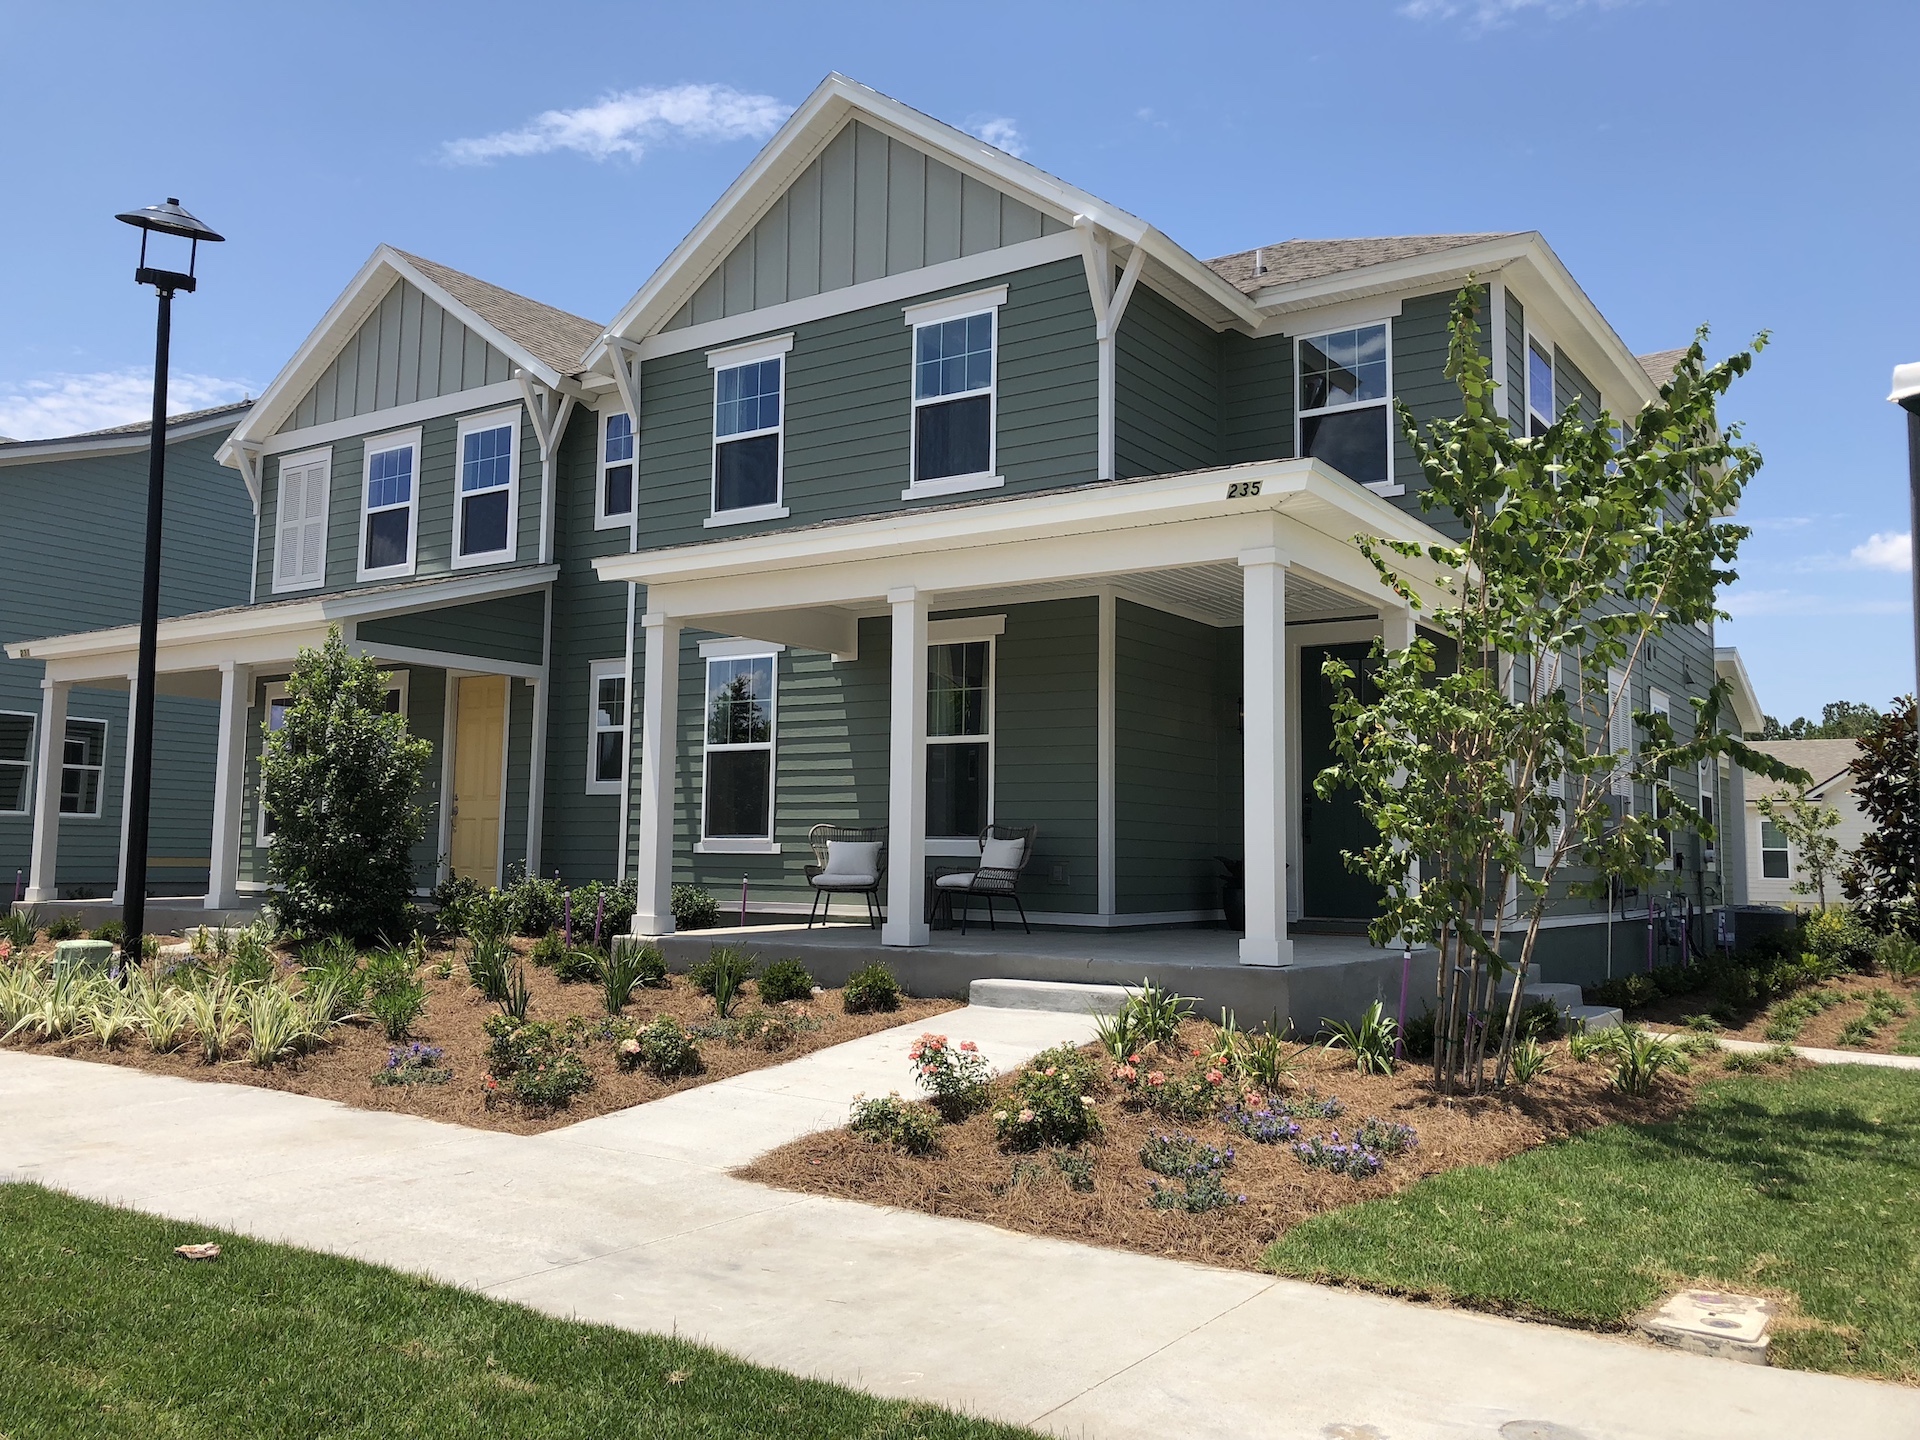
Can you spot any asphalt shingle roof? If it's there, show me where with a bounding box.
[395,250,603,375]
[1745,739,1861,803]
[1636,348,1690,389]
[0,399,253,450]
[1204,234,1521,294]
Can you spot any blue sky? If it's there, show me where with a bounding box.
[1,0,1912,721]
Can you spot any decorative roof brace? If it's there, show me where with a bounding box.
[607,338,645,554]
[516,369,581,567]
[1074,216,1147,482]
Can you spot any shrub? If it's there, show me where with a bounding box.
[671,883,720,932]
[1878,932,1920,979]
[224,934,277,988]
[369,981,427,1041]
[994,1045,1101,1150]
[1586,972,1661,1011]
[261,630,433,942]
[757,959,816,1005]
[1148,1170,1244,1212]
[1220,1103,1301,1145]
[1840,696,1918,938]
[908,1032,990,1121]
[504,873,564,939]
[1354,1116,1419,1156]
[1516,999,1564,1041]
[1804,907,1877,972]
[568,878,637,945]
[45,915,83,943]
[427,875,482,939]
[629,1015,700,1076]
[1322,1000,1398,1075]
[530,930,569,969]
[690,946,757,1017]
[849,1093,940,1155]
[611,938,668,988]
[88,920,126,946]
[842,963,900,1014]
[1140,1132,1233,1179]
[481,1016,593,1110]
[1053,1150,1097,1192]
[1292,1132,1385,1179]
[554,946,605,986]
[373,1042,450,1086]
[362,946,416,1001]
[1112,1057,1233,1120]
[1400,1006,1438,1061]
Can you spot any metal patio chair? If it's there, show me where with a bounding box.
[804,824,887,928]
[929,823,1038,934]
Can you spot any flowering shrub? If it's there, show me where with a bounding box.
[909,1033,991,1120]
[1111,1055,1233,1120]
[1139,1132,1233,1179]
[849,1092,940,1155]
[1220,1102,1301,1145]
[1292,1131,1384,1179]
[482,1015,593,1109]
[1279,1089,1344,1120]
[995,1045,1101,1150]
[1148,1171,1245,1213]
[1354,1116,1418,1156]
[372,1042,450,1087]
[634,1015,701,1076]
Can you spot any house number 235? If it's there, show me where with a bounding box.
[1226,481,1263,499]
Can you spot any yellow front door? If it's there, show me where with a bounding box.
[450,674,506,884]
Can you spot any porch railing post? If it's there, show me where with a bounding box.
[204,660,251,911]
[1239,549,1293,966]
[630,611,681,936]
[23,678,70,904]
[882,586,930,947]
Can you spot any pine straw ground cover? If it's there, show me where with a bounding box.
[738,1018,1713,1271]
[0,939,955,1135]
[1630,971,1920,1055]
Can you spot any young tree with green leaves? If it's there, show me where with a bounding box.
[1840,694,1918,938]
[1755,792,1845,909]
[1318,286,1805,1092]
[262,628,433,942]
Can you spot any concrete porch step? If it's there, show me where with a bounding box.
[1570,1004,1624,1031]
[968,977,1133,1016]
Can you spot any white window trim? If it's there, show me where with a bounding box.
[904,289,1005,501]
[586,657,628,796]
[698,637,788,659]
[355,426,422,583]
[59,715,109,820]
[706,337,790,524]
[1759,817,1791,880]
[1526,330,1557,433]
[595,407,636,531]
[926,630,996,853]
[1294,321,1401,496]
[699,649,778,847]
[271,445,331,595]
[0,708,34,817]
[451,406,522,570]
[258,675,408,843]
[1649,687,1673,868]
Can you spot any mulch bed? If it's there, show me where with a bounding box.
[1632,972,1920,1053]
[2,939,956,1136]
[737,1019,1709,1271]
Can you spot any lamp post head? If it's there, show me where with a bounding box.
[115,197,223,293]
[1892,361,1920,418]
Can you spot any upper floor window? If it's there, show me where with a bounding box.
[706,336,790,525]
[60,717,107,817]
[904,287,1006,498]
[1527,337,1555,436]
[598,411,635,528]
[1297,323,1394,493]
[702,652,776,841]
[358,429,420,581]
[0,711,33,815]
[586,658,627,795]
[455,409,519,567]
[272,447,331,593]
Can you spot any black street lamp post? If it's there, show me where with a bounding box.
[112,199,223,964]
[1892,363,1920,703]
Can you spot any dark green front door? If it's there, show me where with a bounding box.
[1299,643,1384,921]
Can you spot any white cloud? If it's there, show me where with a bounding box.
[0,369,253,442]
[443,83,789,165]
[1400,0,1632,26]
[1719,587,1908,619]
[969,116,1027,158]
[1850,531,1913,573]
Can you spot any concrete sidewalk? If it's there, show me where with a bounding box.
[3,1025,1917,1439]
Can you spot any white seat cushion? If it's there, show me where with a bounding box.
[817,840,881,887]
[934,871,977,890]
[812,871,877,889]
[980,836,1027,870]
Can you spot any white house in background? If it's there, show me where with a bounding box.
[1740,739,1869,908]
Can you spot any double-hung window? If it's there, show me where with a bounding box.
[904,288,1005,498]
[586,659,627,795]
[598,410,634,528]
[60,718,107,817]
[272,447,331,593]
[1760,818,1791,879]
[1297,322,1395,493]
[927,635,993,839]
[0,711,34,815]
[707,336,789,523]
[454,409,519,565]
[1527,337,1556,436]
[358,429,420,581]
[702,652,776,842]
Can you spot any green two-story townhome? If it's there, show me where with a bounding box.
[11,74,1737,983]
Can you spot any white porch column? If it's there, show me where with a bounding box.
[1097,591,1117,918]
[882,586,930,947]
[630,611,681,936]
[1381,605,1416,653]
[24,679,70,903]
[112,670,138,905]
[205,662,251,911]
[1240,549,1293,967]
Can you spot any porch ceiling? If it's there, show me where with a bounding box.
[927,562,1371,629]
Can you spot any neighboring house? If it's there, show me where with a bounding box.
[1740,739,1869,908]
[8,75,1740,978]
[0,402,254,901]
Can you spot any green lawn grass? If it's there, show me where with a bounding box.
[1264,1065,1920,1380]
[0,1183,1036,1440]
[1897,1015,1920,1056]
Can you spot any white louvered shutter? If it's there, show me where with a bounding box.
[1608,667,1632,800]
[275,458,329,589]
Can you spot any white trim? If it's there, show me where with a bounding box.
[1272,294,1405,341]
[271,446,332,594]
[927,615,1005,644]
[709,349,786,521]
[699,637,790,658]
[1096,591,1116,917]
[699,648,778,845]
[703,502,791,529]
[0,405,249,468]
[0,708,35,817]
[586,657,628,796]
[1525,327,1558,432]
[1295,321,1401,497]
[615,582,637,882]
[354,426,422,583]
[901,472,1005,501]
[1486,278,1507,420]
[352,640,543,681]
[705,332,794,368]
[595,406,636,531]
[694,839,783,855]
[255,382,524,461]
[451,406,522,570]
[901,285,1009,328]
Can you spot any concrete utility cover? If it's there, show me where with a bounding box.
[1638,1289,1776,1363]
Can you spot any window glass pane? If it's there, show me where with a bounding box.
[916,314,994,400]
[604,412,634,463]
[715,359,781,438]
[0,764,24,813]
[915,395,991,481]
[366,446,413,510]
[1300,406,1389,487]
[383,687,403,715]
[596,676,625,731]
[59,719,104,816]
[714,434,779,510]
[63,721,104,768]
[1298,325,1386,411]
[1762,849,1789,879]
[461,425,513,493]
[365,507,410,571]
[705,749,772,837]
[267,697,289,733]
[603,463,633,517]
[928,642,988,737]
[0,713,31,764]
[706,657,773,745]
[460,489,511,555]
[927,741,987,838]
[1528,342,1554,421]
[595,729,624,783]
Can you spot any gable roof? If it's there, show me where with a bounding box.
[1206,235,1521,294]
[1744,739,1861,804]
[0,400,253,468]
[393,250,600,375]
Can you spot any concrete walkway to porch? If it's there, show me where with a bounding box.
[5,1027,1917,1439]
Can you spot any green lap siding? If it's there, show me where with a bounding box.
[357,590,547,668]
[1219,332,1294,466]
[1505,292,1528,430]
[502,675,534,874]
[1115,283,1222,478]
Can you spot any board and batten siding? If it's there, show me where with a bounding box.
[284,278,515,432]
[664,120,1069,330]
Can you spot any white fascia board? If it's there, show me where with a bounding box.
[7,565,559,672]
[1713,647,1765,734]
[253,380,524,459]
[0,408,250,469]
[1248,235,1536,317]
